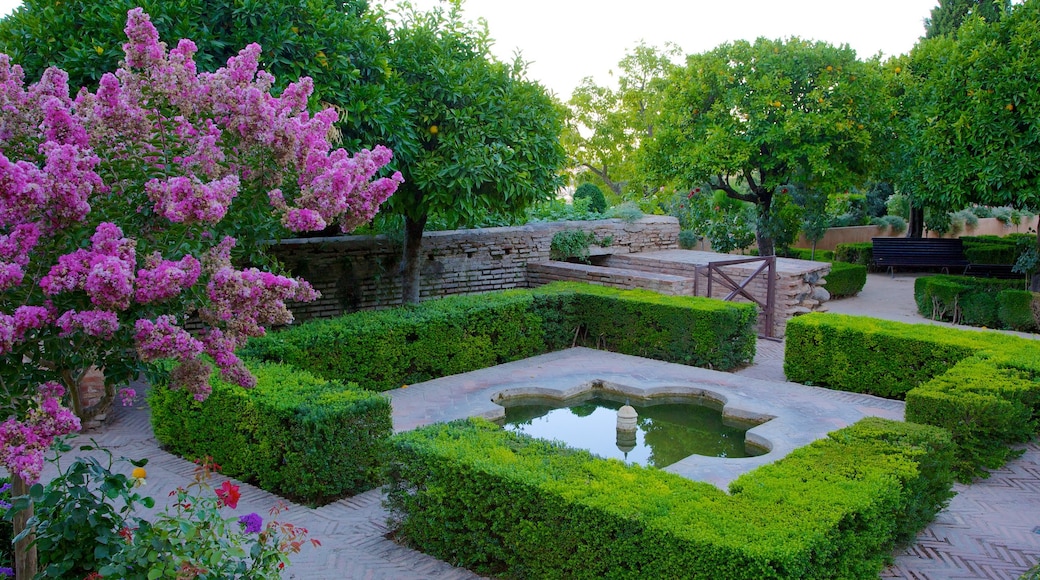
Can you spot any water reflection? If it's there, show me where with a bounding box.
[501,394,765,468]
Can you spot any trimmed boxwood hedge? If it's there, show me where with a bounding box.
[785,313,1040,479]
[824,261,867,298]
[385,417,954,580]
[913,275,1033,331]
[835,242,873,268]
[242,282,758,391]
[149,361,391,505]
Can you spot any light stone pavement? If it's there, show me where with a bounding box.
[47,272,1040,579]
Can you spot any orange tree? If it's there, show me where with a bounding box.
[901,0,1040,288]
[643,37,890,256]
[380,2,565,303]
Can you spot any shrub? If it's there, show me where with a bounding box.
[244,284,758,391]
[550,229,598,262]
[678,229,700,249]
[824,262,867,298]
[605,201,644,223]
[870,215,908,236]
[778,248,835,261]
[785,313,1040,480]
[914,275,1026,327]
[997,289,1037,331]
[385,416,953,580]
[150,361,392,505]
[573,183,608,214]
[835,242,873,267]
[965,244,1020,265]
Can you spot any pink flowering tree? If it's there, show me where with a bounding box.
[0,8,401,573]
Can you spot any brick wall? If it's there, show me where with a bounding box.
[272,216,680,321]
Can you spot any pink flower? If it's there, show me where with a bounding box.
[56,309,120,339]
[215,480,241,509]
[0,382,80,483]
[135,255,202,304]
[122,8,165,70]
[134,315,203,361]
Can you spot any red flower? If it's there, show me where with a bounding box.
[216,481,241,509]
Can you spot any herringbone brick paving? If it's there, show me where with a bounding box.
[44,272,1040,578]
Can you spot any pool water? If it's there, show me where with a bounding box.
[501,395,765,468]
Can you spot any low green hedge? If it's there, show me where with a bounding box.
[825,261,868,298]
[913,275,1032,331]
[965,244,1020,265]
[785,313,1040,480]
[243,283,758,391]
[835,242,873,268]
[149,361,392,505]
[385,417,954,579]
[779,248,835,261]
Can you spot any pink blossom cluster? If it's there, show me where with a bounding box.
[145,175,240,225]
[1,7,402,426]
[0,382,80,483]
[135,254,202,304]
[39,223,137,310]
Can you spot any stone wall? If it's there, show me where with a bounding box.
[272,216,680,321]
[601,251,830,338]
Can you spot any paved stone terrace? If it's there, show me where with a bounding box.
[45,272,1040,579]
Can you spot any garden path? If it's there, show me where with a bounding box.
[53,272,1040,579]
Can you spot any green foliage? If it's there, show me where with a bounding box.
[646,36,889,255]
[7,441,153,578]
[550,230,599,262]
[678,229,700,249]
[865,182,895,218]
[573,183,608,214]
[669,188,756,254]
[825,262,868,298]
[925,0,1011,38]
[604,201,644,222]
[541,283,758,370]
[0,0,396,152]
[563,42,680,200]
[828,193,869,228]
[243,284,758,393]
[904,1,1040,226]
[914,274,1027,327]
[149,361,392,505]
[871,215,909,236]
[385,416,954,579]
[997,290,1037,331]
[835,242,874,267]
[99,460,313,578]
[965,243,1021,264]
[785,313,1040,480]
[886,193,911,219]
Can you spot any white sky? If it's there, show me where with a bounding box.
[1,0,939,99]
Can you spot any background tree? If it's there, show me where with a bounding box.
[645,37,889,256]
[381,2,565,304]
[925,0,1011,38]
[0,0,399,151]
[562,42,678,202]
[573,183,607,214]
[902,0,1040,288]
[895,0,1013,237]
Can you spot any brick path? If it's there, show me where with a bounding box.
[50,272,1040,578]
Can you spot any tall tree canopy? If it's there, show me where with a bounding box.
[382,2,565,303]
[645,37,889,256]
[562,42,678,201]
[903,0,1040,286]
[925,0,1011,37]
[0,0,399,150]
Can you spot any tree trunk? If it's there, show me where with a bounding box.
[1032,231,1040,292]
[755,191,775,257]
[400,214,428,305]
[12,474,38,579]
[908,206,925,238]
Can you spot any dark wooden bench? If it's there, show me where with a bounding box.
[871,237,970,276]
[963,263,1022,279]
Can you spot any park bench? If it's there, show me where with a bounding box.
[871,237,970,276]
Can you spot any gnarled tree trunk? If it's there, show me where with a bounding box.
[400,214,428,305]
[12,474,38,579]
